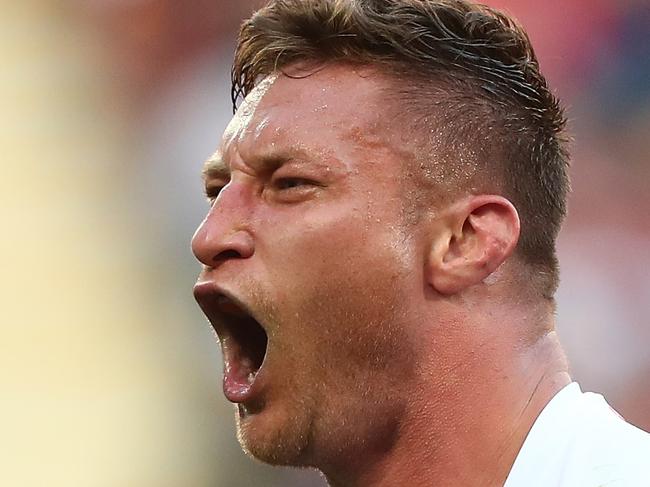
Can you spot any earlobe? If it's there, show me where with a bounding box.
[425,195,520,295]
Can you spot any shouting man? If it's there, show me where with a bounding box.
[192,1,650,485]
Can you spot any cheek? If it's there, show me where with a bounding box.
[262,207,414,363]
[259,202,413,282]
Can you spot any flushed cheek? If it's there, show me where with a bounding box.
[264,220,412,359]
[253,203,414,359]
[260,205,397,268]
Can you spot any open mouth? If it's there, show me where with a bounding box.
[210,294,269,403]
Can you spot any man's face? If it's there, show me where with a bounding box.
[192,65,423,467]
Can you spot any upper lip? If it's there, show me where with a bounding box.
[193,279,266,334]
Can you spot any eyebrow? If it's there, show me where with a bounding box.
[202,155,229,181]
[202,149,312,182]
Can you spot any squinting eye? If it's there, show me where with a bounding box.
[274,178,312,190]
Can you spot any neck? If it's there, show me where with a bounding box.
[323,330,570,487]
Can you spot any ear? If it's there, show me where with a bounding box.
[425,195,520,295]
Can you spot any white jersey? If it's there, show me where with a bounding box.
[504,382,650,487]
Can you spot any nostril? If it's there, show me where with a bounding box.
[192,228,254,265]
[214,249,242,262]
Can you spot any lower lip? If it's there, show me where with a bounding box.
[222,356,267,404]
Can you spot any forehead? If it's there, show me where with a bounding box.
[212,64,399,171]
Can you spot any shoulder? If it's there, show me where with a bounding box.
[505,383,650,487]
[569,391,650,486]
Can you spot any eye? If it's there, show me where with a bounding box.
[268,176,322,203]
[274,177,313,190]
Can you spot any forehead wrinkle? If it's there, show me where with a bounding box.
[202,146,305,181]
[235,110,350,175]
[247,146,344,175]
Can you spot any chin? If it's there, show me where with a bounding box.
[235,401,314,467]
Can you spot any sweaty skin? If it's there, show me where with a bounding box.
[192,64,570,487]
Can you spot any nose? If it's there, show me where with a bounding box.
[191,184,255,267]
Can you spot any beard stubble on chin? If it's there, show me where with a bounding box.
[233,248,416,471]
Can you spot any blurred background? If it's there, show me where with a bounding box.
[1,0,648,485]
